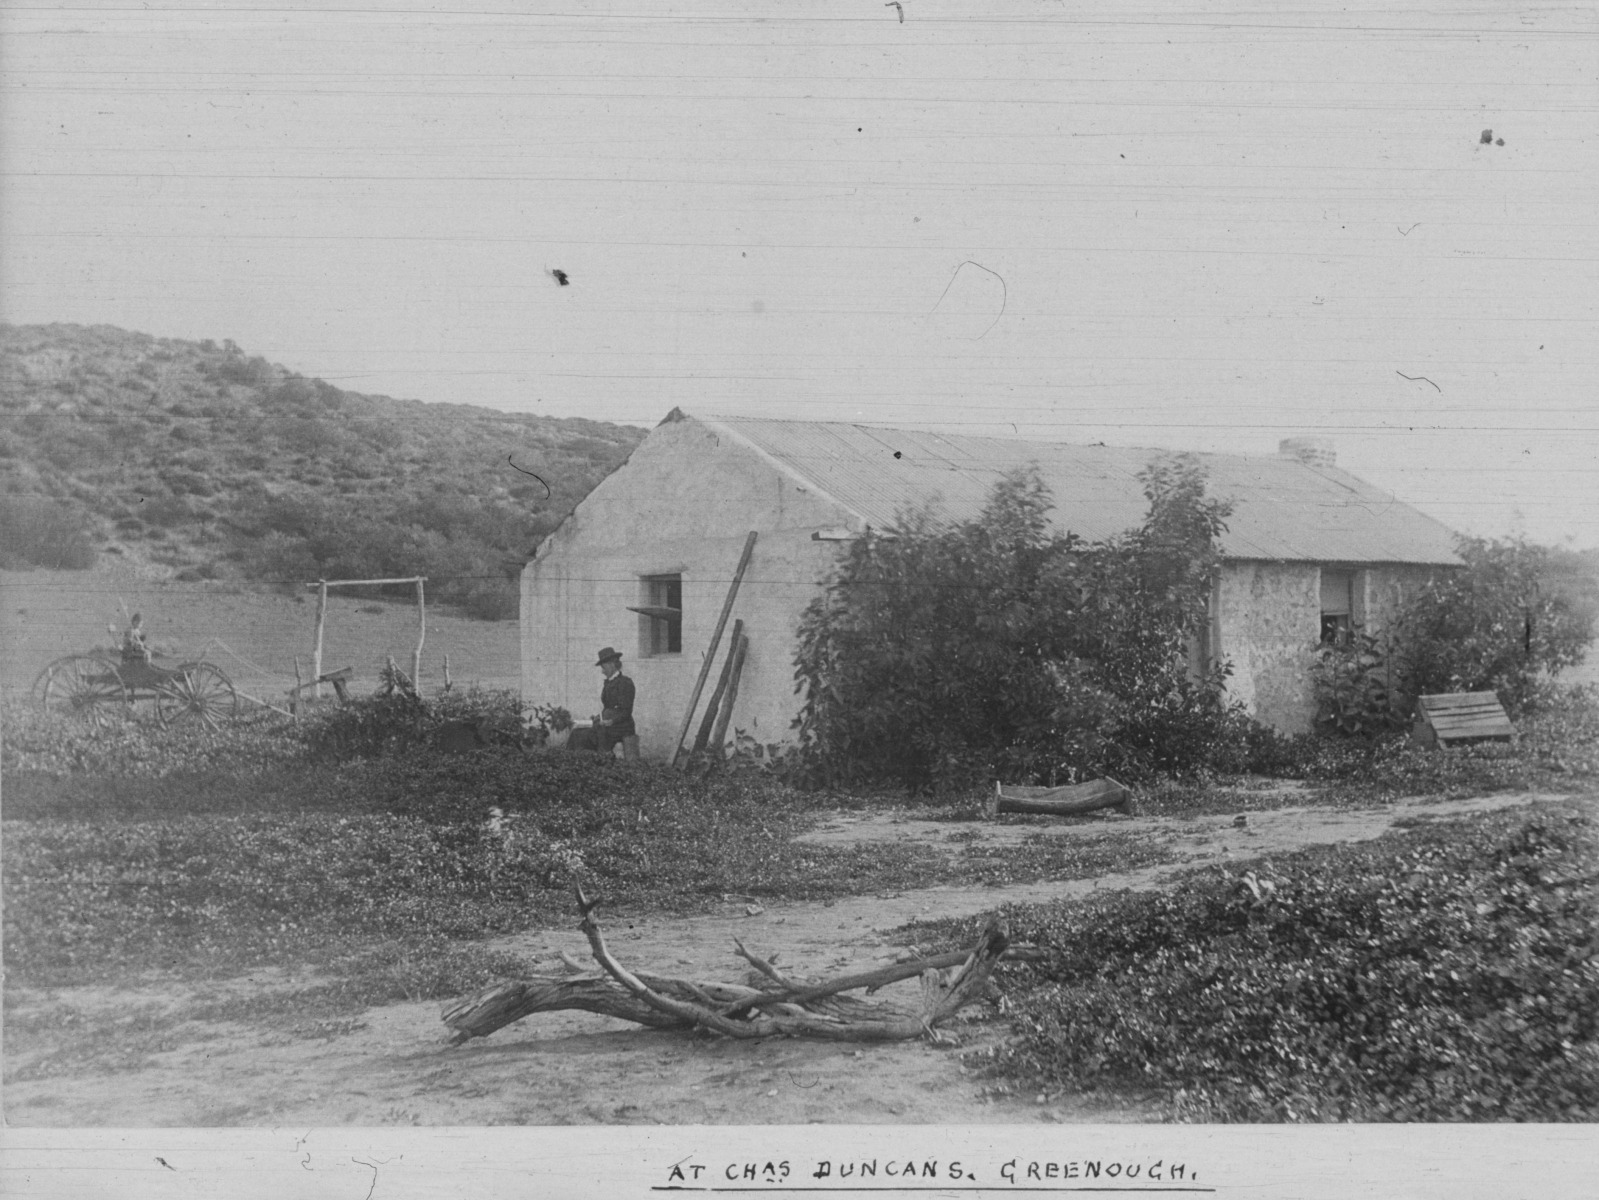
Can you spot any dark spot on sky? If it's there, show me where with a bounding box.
[1480,129,1493,144]
[550,269,569,286]
[893,451,903,459]
[1496,138,1504,146]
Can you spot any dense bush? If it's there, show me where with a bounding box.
[0,495,98,569]
[1311,537,1597,734]
[791,458,1240,790]
[1310,629,1410,737]
[299,686,544,760]
[1395,537,1596,714]
[926,802,1599,1121]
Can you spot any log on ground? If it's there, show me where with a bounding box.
[988,777,1131,817]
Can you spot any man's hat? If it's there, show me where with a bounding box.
[595,646,623,666]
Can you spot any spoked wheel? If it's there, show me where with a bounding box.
[33,655,129,727]
[155,662,239,729]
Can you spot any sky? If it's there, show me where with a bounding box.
[2,0,1596,548]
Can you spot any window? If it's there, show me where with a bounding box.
[631,574,682,656]
[1320,569,1353,646]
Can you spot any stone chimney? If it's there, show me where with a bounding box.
[1278,436,1336,469]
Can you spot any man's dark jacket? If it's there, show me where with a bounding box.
[601,673,636,738]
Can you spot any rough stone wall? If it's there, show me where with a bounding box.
[1219,562,1456,732]
[1217,562,1322,732]
[521,418,856,761]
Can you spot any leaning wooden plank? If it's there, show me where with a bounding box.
[1428,705,1511,722]
[1418,692,1514,741]
[1439,716,1515,731]
[1412,691,1515,748]
[671,531,759,769]
[690,618,744,756]
[988,777,1130,817]
[1421,691,1502,710]
[705,631,749,760]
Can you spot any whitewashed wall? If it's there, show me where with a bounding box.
[521,416,856,760]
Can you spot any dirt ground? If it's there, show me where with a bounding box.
[1,791,1552,1127]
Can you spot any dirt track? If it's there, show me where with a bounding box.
[1,792,1550,1127]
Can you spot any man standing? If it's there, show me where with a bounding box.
[595,646,639,760]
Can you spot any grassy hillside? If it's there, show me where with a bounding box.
[0,324,645,617]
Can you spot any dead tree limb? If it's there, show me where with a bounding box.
[719,947,998,1019]
[733,938,796,988]
[441,888,1011,1046]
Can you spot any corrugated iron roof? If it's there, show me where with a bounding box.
[696,414,1460,565]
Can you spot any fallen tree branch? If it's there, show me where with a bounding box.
[733,938,796,989]
[719,946,1002,1019]
[441,889,1012,1046]
[576,884,767,1038]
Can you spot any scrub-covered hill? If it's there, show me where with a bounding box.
[0,324,644,616]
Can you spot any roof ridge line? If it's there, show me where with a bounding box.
[696,410,1301,466]
[689,412,874,531]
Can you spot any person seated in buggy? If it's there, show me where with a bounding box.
[116,613,153,665]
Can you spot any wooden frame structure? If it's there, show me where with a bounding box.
[306,576,427,698]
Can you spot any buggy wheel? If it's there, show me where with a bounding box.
[33,655,128,727]
[155,662,239,729]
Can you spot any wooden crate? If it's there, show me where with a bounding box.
[1410,691,1514,749]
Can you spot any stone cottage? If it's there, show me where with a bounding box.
[520,409,1460,758]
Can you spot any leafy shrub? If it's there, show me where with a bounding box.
[1393,537,1594,717]
[0,496,98,569]
[299,687,553,760]
[1310,629,1410,736]
[1326,688,1599,796]
[300,691,429,759]
[791,458,1237,790]
[929,802,1599,1121]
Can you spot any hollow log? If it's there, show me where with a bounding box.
[988,777,1131,817]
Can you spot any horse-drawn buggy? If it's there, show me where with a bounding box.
[32,617,239,729]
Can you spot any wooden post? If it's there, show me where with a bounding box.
[706,632,749,760]
[311,580,328,699]
[443,653,452,693]
[292,656,304,718]
[690,618,743,756]
[413,577,427,686]
[670,532,758,769]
